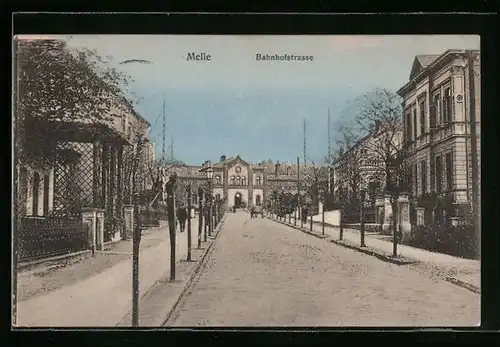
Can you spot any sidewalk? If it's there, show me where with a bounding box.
[271,215,480,292]
[17,217,201,327]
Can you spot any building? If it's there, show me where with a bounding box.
[332,124,403,204]
[167,155,317,209]
[397,49,481,222]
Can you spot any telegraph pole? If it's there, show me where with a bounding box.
[186,184,192,261]
[162,95,166,164]
[297,156,303,228]
[468,50,479,226]
[303,119,307,165]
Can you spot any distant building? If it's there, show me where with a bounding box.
[397,49,481,221]
[167,155,316,209]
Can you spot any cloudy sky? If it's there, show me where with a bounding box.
[21,35,479,165]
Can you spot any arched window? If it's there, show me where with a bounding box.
[236,176,241,185]
[216,193,221,201]
[32,172,40,216]
[256,195,261,206]
[255,176,261,186]
[215,175,221,185]
[230,176,235,185]
[241,177,246,186]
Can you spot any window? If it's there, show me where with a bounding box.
[431,93,440,128]
[413,164,418,196]
[32,172,40,216]
[405,111,412,141]
[230,176,235,185]
[241,177,246,186]
[412,108,417,139]
[43,174,50,216]
[215,175,221,185]
[443,87,452,124]
[216,193,221,201]
[435,155,443,192]
[445,152,453,191]
[256,176,261,186]
[419,99,426,136]
[236,176,241,185]
[420,160,427,195]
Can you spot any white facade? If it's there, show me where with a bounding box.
[397,49,480,214]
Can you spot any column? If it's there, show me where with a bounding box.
[398,192,412,241]
[96,209,105,250]
[123,205,134,240]
[82,208,97,254]
[382,194,393,233]
[117,145,124,239]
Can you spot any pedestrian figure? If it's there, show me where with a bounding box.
[177,202,188,232]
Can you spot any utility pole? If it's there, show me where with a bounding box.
[197,187,203,248]
[186,184,192,261]
[162,95,166,164]
[166,173,177,281]
[468,50,479,226]
[131,138,143,327]
[297,156,303,228]
[303,119,307,165]
[328,108,331,160]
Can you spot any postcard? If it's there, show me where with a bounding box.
[12,34,480,327]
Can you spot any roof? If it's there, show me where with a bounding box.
[398,49,480,96]
[409,55,440,80]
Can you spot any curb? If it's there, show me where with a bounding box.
[267,216,329,239]
[329,239,417,265]
[445,277,481,294]
[17,249,93,273]
[161,214,227,326]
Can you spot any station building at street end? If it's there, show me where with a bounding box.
[165,155,317,209]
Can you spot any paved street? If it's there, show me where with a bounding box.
[171,212,479,327]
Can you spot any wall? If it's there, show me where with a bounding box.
[312,210,341,226]
[227,162,249,186]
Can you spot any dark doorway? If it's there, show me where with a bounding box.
[234,193,242,208]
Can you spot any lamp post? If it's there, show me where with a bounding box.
[360,189,366,247]
[197,187,204,247]
[206,164,214,236]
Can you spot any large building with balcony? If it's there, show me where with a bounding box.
[397,49,480,221]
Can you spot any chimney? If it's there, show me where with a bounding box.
[275,161,281,175]
[220,155,226,162]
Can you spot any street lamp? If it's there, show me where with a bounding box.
[206,164,214,236]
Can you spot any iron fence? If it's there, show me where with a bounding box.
[18,216,89,262]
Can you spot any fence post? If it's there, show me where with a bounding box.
[339,209,344,240]
[322,207,325,235]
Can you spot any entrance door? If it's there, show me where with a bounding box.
[234,193,242,208]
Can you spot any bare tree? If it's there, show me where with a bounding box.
[300,161,329,212]
[339,88,404,256]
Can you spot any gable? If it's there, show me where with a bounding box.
[227,155,250,169]
[409,55,440,81]
[409,57,423,81]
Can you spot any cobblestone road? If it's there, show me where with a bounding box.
[172,212,480,327]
